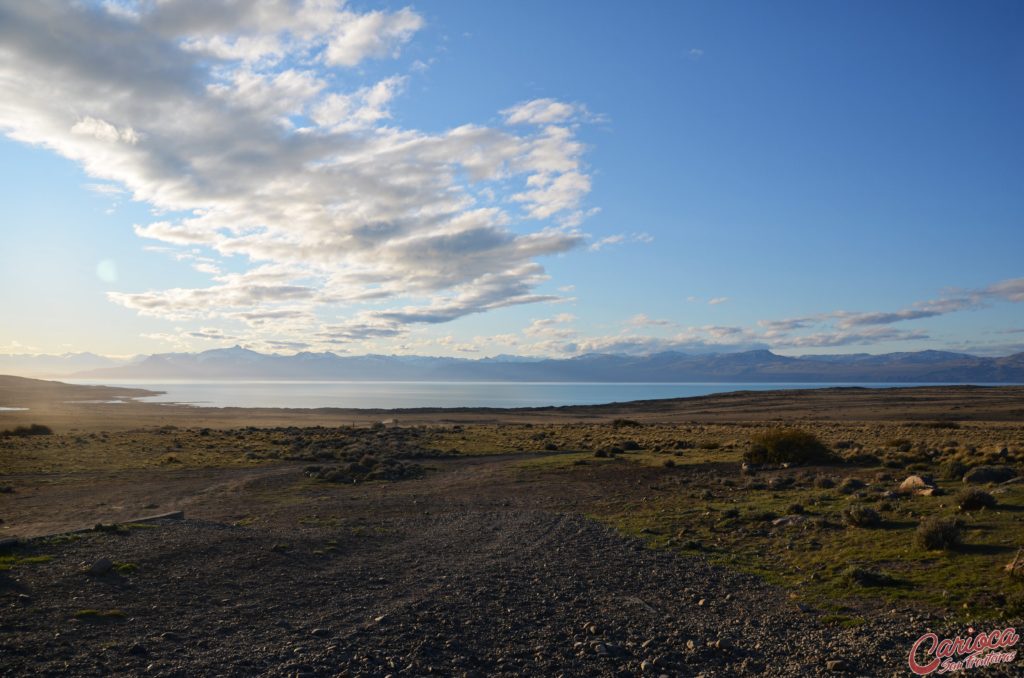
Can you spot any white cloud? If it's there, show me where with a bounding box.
[589,232,653,251]
[71,116,140,144]
[628,313,675,328]
[708,296,729,305]
[0,1,596,351]
[502,98,579,125]
[323,7,423,67]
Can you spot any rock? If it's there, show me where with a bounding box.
[17,594,32,605]
[697,598,706,606]
[771,514,807,527]
[825,658,850,672]
[159,631,181,642]
[686,639,696,651]
[87,557,114,576]
[640,659,653,671]
[311,628,331,637]
[963,466,1016,484]
[128,643,148,656]
[899,475,934,492]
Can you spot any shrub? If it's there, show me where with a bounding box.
[842,505,881,528]
[842,566,895,587]
[957,489,997,512]
[619,440,641,451]
[743,428,835,465]
[0,423,53,437]
[924,421,961,430]
[939,459,967,481]
[915,517,962,551]
[837,477,866,494]
[814,476,836,489]
[663,459,676,468]
[611,418,642,429]
[844,452,881,467]
[1004,589,1024,618]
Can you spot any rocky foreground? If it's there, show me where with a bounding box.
[3,451,1018,677]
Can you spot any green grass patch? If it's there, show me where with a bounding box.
[0,554,54,571]
[591,477,1024,621]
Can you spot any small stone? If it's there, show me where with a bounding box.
[825,658,849,672]
[159,632,180,642]
[311,628,331,637]
[88,557,114,576]
[641,638,656,650]
[640,659,653,671]
[686,639,696,651]
[697,598,706,606]
[17,594,32,605]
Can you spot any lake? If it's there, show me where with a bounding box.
[61,380,965,409]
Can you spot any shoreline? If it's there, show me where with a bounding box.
[2,375,1023,430]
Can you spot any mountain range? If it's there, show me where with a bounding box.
[13,346,1019,383]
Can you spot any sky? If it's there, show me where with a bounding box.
[0,0,1022,360]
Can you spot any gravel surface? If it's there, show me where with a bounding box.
[3,511,1010,677]
[2,455,1019,676]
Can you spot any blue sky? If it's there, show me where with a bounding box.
[0,0,1022,358]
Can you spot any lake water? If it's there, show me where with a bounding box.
[61,380,965,409]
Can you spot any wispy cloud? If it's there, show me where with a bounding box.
[589,232,653,251]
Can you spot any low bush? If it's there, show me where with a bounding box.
[957,488,997,512]
[915,516,962,551]
[842,505,881,528]
[842,566,896,587]
[939,459,967,481]
[0,423,53,437]
[743,428,835,465]
[837,477,866,494]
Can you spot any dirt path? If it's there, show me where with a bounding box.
[2,455,1006,677]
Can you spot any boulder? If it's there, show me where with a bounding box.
[899,475,934,492]
[963,466,1017,485]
